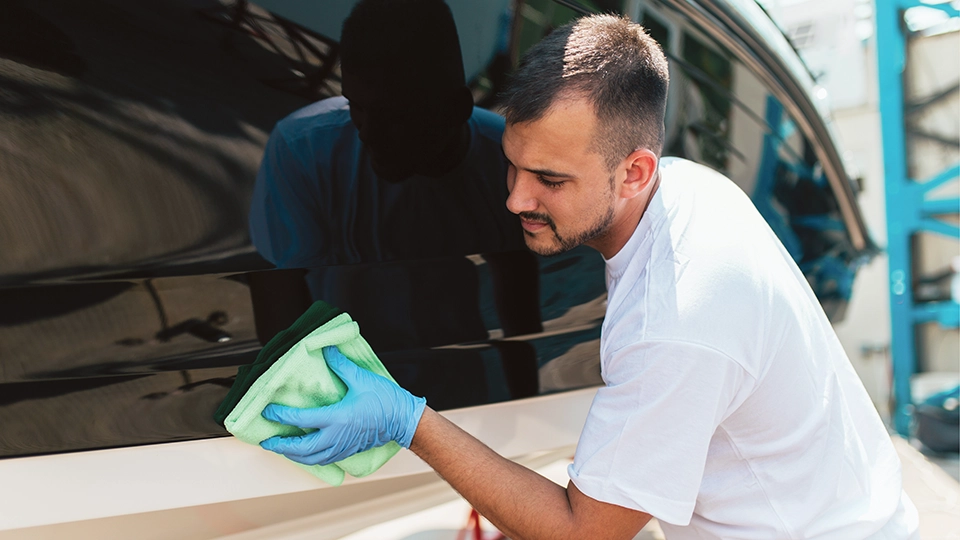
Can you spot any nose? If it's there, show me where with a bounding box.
[505,169,539,215]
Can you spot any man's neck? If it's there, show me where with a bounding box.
[589,170,662,260]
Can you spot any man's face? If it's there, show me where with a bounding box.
[502,97,618,256]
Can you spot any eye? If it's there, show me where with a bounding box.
[537,175,565,189]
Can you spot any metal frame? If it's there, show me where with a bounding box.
[875,0,960,435]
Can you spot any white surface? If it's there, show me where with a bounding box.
[234,456,667,540]
[213,448,575,540]
[339,459,571,540]
[0,387,597,531]
[320,458,665,540]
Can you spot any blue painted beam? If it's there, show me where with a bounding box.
[877,0,917,436]
[898,0,960,17]
[919,218,960,239]
[922,198,960,216]
[917,163,960,194]
[877,0,960,436]
[913,301,960,328]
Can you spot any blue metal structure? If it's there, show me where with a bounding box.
[875,0,960,435]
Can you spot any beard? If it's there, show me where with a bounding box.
[514,170,619,256]
[519,202,615,256]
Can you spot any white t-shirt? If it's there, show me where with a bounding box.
[568,158,919,539]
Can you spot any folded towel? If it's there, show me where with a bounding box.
[223,311,401,486]
[214,301,343,427]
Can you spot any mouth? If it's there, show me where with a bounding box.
[520,218,549,233]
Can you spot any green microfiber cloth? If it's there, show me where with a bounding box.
[214,301,343,427]
[224,311,402,486]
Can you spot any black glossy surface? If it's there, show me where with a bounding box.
[0,0,865,457]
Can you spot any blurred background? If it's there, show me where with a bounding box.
[758,0,960,483]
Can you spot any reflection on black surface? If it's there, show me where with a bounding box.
[247,0,542,409]
[0,0,87,77]
[0,369,237,457]
[0,283,132,325]
[248,1,524,266]
[198,0,341,100]
[0,0,325,283]
[0,0,604,457]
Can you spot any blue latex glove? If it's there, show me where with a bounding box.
[259,345,426,466]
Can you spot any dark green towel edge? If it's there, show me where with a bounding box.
[214,300,344,426]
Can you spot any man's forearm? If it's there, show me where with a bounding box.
[409,407,650,540]
[256,350,649,538]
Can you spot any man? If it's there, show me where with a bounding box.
[259,14,919,539]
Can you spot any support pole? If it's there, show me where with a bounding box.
[875,0,960,436]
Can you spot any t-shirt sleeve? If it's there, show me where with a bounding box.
[248,125,326,268]
[568,339,748,526]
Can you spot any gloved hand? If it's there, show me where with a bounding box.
[259,345,426,466]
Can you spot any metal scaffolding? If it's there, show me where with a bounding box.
[875,0,960,436]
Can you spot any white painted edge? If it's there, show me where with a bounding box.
[215,446,579,540]
[0,387,598,531]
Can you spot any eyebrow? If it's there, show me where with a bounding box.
[501,147,577,179]
[524,167,576,179]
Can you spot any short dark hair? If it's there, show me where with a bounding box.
[501,14,669,169]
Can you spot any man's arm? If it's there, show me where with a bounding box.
[411,407,651,540]
[260,347,651,540]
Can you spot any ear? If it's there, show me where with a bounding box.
[619,149,658,200]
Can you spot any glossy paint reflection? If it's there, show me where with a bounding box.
[0,0,607,458]
[0,0,318,283]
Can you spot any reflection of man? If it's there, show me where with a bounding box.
[259,14,918,539]
[247,0,540,405]
[249,0,522,268]
[250,0,539,338]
